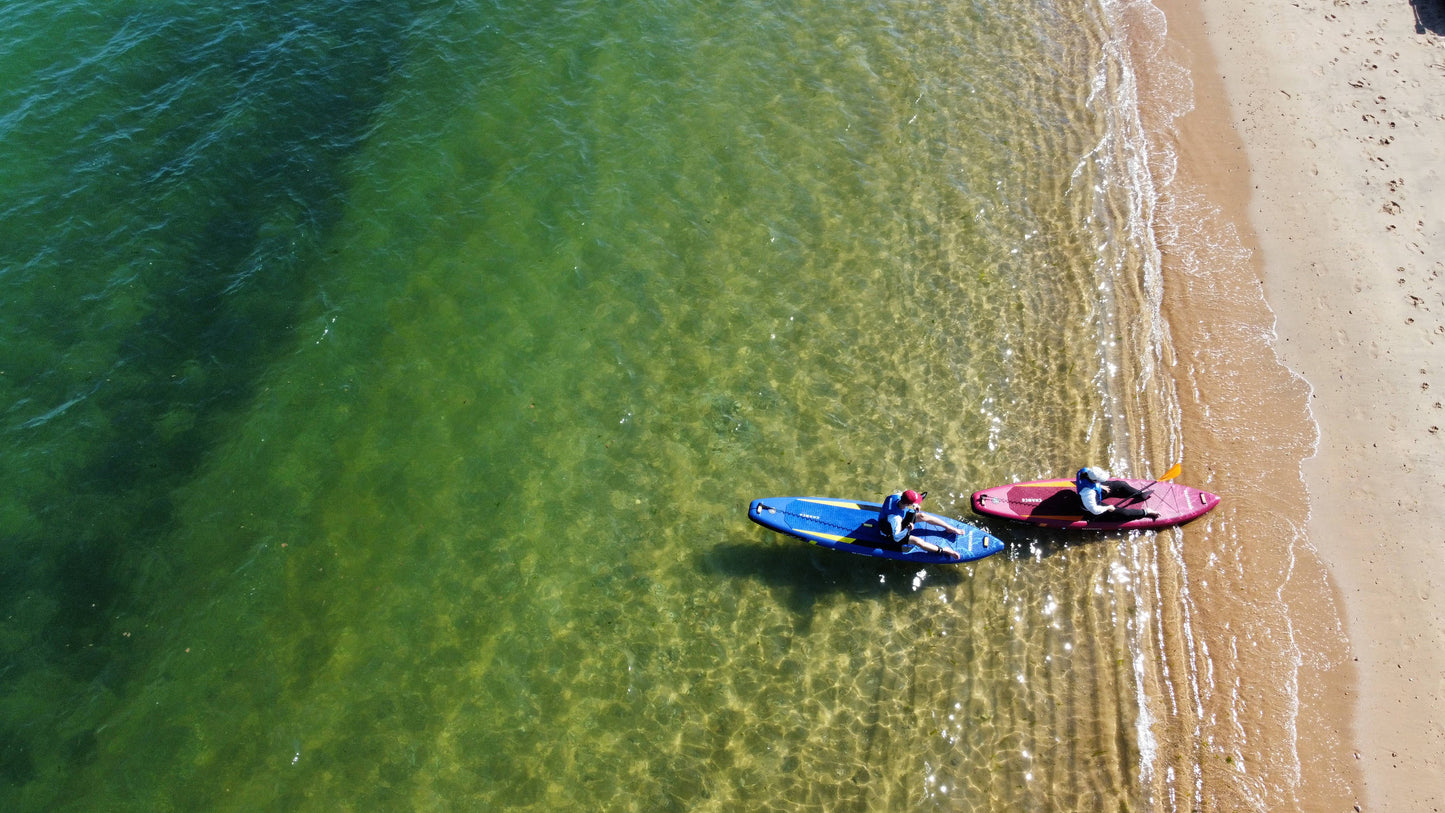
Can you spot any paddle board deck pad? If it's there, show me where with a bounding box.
[748,497,1004,564]
[970,478,1220,530]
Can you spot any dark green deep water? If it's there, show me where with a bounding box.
[1,0,1192,808]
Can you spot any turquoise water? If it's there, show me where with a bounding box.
[1,0,1194,808]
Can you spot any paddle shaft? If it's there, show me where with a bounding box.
[1123,463,1182,505]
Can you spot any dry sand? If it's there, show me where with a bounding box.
[1164,0,1445,808]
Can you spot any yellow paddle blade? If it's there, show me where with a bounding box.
[1159,462,1182,481]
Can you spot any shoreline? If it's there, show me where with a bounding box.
[1156,0,1445,808]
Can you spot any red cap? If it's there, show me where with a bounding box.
[902,489,923,504]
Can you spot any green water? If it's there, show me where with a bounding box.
[1,0,1187,809]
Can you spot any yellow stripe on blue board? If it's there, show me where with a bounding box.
[798,498,868,510]
[797,528,864,545]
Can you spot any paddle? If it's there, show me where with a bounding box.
[1152,462,1182,485]
[1124,462,1181,505]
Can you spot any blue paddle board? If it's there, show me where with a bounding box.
[748,497,1004,564]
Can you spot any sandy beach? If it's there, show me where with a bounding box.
[1160,0,1445,808]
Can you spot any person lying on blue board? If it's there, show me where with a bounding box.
[1075,467,1159,520]
[878,489,963,559]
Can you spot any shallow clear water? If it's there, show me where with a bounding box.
[1,0,1195,808]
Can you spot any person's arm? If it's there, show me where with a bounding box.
[1079,488,1111,515]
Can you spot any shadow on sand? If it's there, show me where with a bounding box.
[701,536,972,626]
[704,519,1159,631]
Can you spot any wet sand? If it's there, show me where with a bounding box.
[1159,0,1445,808]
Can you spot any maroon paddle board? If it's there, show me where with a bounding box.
[970,478,1220,530]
